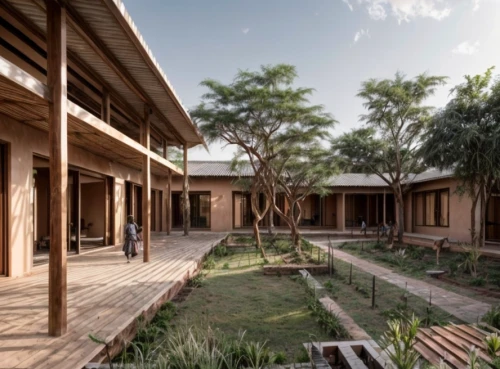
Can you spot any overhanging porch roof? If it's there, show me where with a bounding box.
[0,56,183,176]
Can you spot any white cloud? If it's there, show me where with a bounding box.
[242,28,250,35]
[353,28,370,43]
[342,0,354,11]
[452,41,480,55]
[472,0,481,11]
[357,0,452,23]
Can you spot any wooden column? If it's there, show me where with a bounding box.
[142,106,151,262]
[383,190,387,225]
[167,169,171,235]
[182,145,190,236]
[47,0,68,337]
[103,177,110,246]
[74,171,81,254]
[109,177,115,246]
[101,89,110,124]
[341,193,346,232]
[366,194,370,226]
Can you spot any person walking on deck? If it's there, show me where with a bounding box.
[123,215,142,263]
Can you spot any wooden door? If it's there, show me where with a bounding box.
[0,144,7,275]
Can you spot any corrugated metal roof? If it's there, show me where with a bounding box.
[327,173,389,187]
[187,161,455,186]
[188,161,254,177]
[407,169,454,184]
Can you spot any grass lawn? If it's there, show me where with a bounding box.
[314,255,463,343]
[170,246,332,362]
[332,241,500,305]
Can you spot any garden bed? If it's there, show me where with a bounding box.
[116,238,338,365]
[333,240,500,304]
[313,256,463,342]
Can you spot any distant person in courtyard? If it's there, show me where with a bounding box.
[123,215,142,263]
[379,222,389,237]
[387,221,397,248]
[360,220,367,234]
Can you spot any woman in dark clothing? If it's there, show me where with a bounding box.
[123,215,142,263]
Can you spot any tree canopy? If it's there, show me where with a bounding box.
[421,67,500,246]
[191,64,336,250]
[331,72,447,242]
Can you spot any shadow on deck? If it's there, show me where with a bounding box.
[0,232,227,369]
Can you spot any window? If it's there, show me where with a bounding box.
[413,189,449,227]
[172,192,211,228]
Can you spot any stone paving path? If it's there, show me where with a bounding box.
[307,237,492,324]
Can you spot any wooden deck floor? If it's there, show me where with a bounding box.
[0,232,226,369]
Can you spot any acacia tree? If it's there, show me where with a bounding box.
[230,156,271,252]
[331,73,447,242]
[272,146,336,250]
[421,67,500,247]
[191,64,335,250]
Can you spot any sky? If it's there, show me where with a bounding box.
[122,0,500,160]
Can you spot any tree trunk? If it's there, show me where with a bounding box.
[479,184,486,248]
[268,187,275,235]
[470,190,480,247]
[394,187,405,243]
[290,221,301,252]
[290,201,302,252]
[397,201,404,243]
[250,183,270,257]
[253,217,265,257]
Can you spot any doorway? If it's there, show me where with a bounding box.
[0,144,7,275]
[487,193,500,242]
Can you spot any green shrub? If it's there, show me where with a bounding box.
[324,280,334,289]
[447,260,459,277]
[302,239,313,252]
[393,249,408,269]
[241,341,273,369]
[482,306,500,329]
[203,255,216,270]
[275,239,292,254]
[372,241,386,250]
[214,244,228,257]
[222,262,230,270]
[492,357,500,369]
[294,347,310,363]
[470,277,486,287]
[187,273,204,288]
[273,351,287,364]
[151,302,176,330]
[406,246,425,260]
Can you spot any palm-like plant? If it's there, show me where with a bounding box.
[381,314,421,369]
[485,333,500,359]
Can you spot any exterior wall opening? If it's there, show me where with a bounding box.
[172,192,211,229]
[345,193,395,228]
[487,193,500,242]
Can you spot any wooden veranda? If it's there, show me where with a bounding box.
[1,0,206,338]
[0,232,225,369]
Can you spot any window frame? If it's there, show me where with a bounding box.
[412,188,450,228]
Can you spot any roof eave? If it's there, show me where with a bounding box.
[104,0,207,149]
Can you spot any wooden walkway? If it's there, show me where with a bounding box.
[0,232,226,369]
